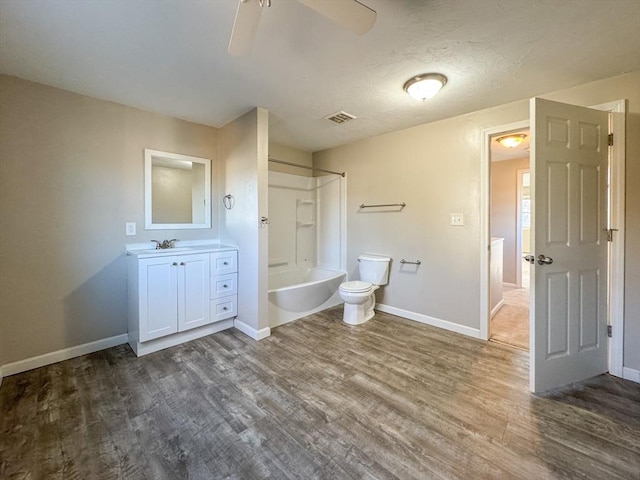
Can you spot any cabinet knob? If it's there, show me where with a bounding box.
[223,261,229,266]
[223,284,228,288]
[223,306,228,311]
[180,262,185,266]
[172,262,178,266]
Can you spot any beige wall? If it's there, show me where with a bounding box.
[268,142,313,176]
[315,71,640,370]
[219,108,270,333]
[0,75,220,367]
[491,157,530,285]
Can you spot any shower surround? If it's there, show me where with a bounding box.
[267,170,346,327]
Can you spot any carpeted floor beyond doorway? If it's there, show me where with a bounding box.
[490,286,529,350]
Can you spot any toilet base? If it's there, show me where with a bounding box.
[342,296,376,325]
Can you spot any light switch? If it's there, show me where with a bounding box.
[125,222,136,236]
[450,213,464,226]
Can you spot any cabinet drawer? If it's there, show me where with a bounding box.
[211,251,237,275]
[211,295,237,322]
[211,273,237,299]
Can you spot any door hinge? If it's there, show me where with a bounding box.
[607,325,612,338]
[605,228,619,242]
[608,133,614,146]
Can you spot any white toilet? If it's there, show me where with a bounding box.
[339,254,391,325]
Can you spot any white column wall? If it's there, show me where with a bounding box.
[219,108,270,337]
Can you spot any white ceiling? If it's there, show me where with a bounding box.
[1,0,639,153]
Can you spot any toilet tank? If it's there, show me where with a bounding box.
[358,254,391,285]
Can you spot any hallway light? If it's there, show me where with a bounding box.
[496,134,527,148]
[403,73,447,101]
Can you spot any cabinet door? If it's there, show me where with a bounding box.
[178,253,210,332]
[140,257,178,342]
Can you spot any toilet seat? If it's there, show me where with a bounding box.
[339,281,373,293]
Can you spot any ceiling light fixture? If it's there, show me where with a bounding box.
[403,73,447,101]
[496,134,527,148]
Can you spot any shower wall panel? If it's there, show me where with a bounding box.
[268,172,317,272]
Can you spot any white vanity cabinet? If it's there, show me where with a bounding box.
[127,244,238,356]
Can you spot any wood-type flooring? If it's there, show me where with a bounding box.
[1,306,639,479]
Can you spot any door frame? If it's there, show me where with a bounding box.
[480,120,529,341]
[515,168,530,289]
[479,99,626,378]
[592,99,626,378]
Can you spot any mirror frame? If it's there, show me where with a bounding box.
[144,149,212,230]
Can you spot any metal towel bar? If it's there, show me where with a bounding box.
[400,259,421,265]
[360,202,406,209]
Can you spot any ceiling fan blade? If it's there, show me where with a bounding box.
[296,0,376,35]
[228,0,263,56]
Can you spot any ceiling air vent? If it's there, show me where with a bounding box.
[325,111,357,124]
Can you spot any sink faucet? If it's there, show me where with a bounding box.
[151,239,178,249]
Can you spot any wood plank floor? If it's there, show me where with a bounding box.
[1,306,639,479]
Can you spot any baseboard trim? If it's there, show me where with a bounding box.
[490,299,505,319]
[234,319,271,341]
[0,333,129,380]
[376,304,481,339]
[622,367,640,384]
[503,282,518,289]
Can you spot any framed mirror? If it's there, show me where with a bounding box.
[144,149,211,230]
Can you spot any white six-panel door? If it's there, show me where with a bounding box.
[530,98,609,393]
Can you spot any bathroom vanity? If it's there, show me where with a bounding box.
[127,243,237,356]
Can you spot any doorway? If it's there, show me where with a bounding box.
[489,130,530,350]
[480,99,627,391]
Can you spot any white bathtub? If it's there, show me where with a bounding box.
[268,267,346,327]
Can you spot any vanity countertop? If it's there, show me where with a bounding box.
[126,242,237,258]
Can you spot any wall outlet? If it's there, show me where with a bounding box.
[450,213,464,226]
[125,222,136,236]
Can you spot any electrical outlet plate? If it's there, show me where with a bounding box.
[125,222,136,236]
[450,213,464,226]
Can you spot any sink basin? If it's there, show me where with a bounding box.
[143,247,193,253]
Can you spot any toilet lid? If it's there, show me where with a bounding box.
[340,281,373,293]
